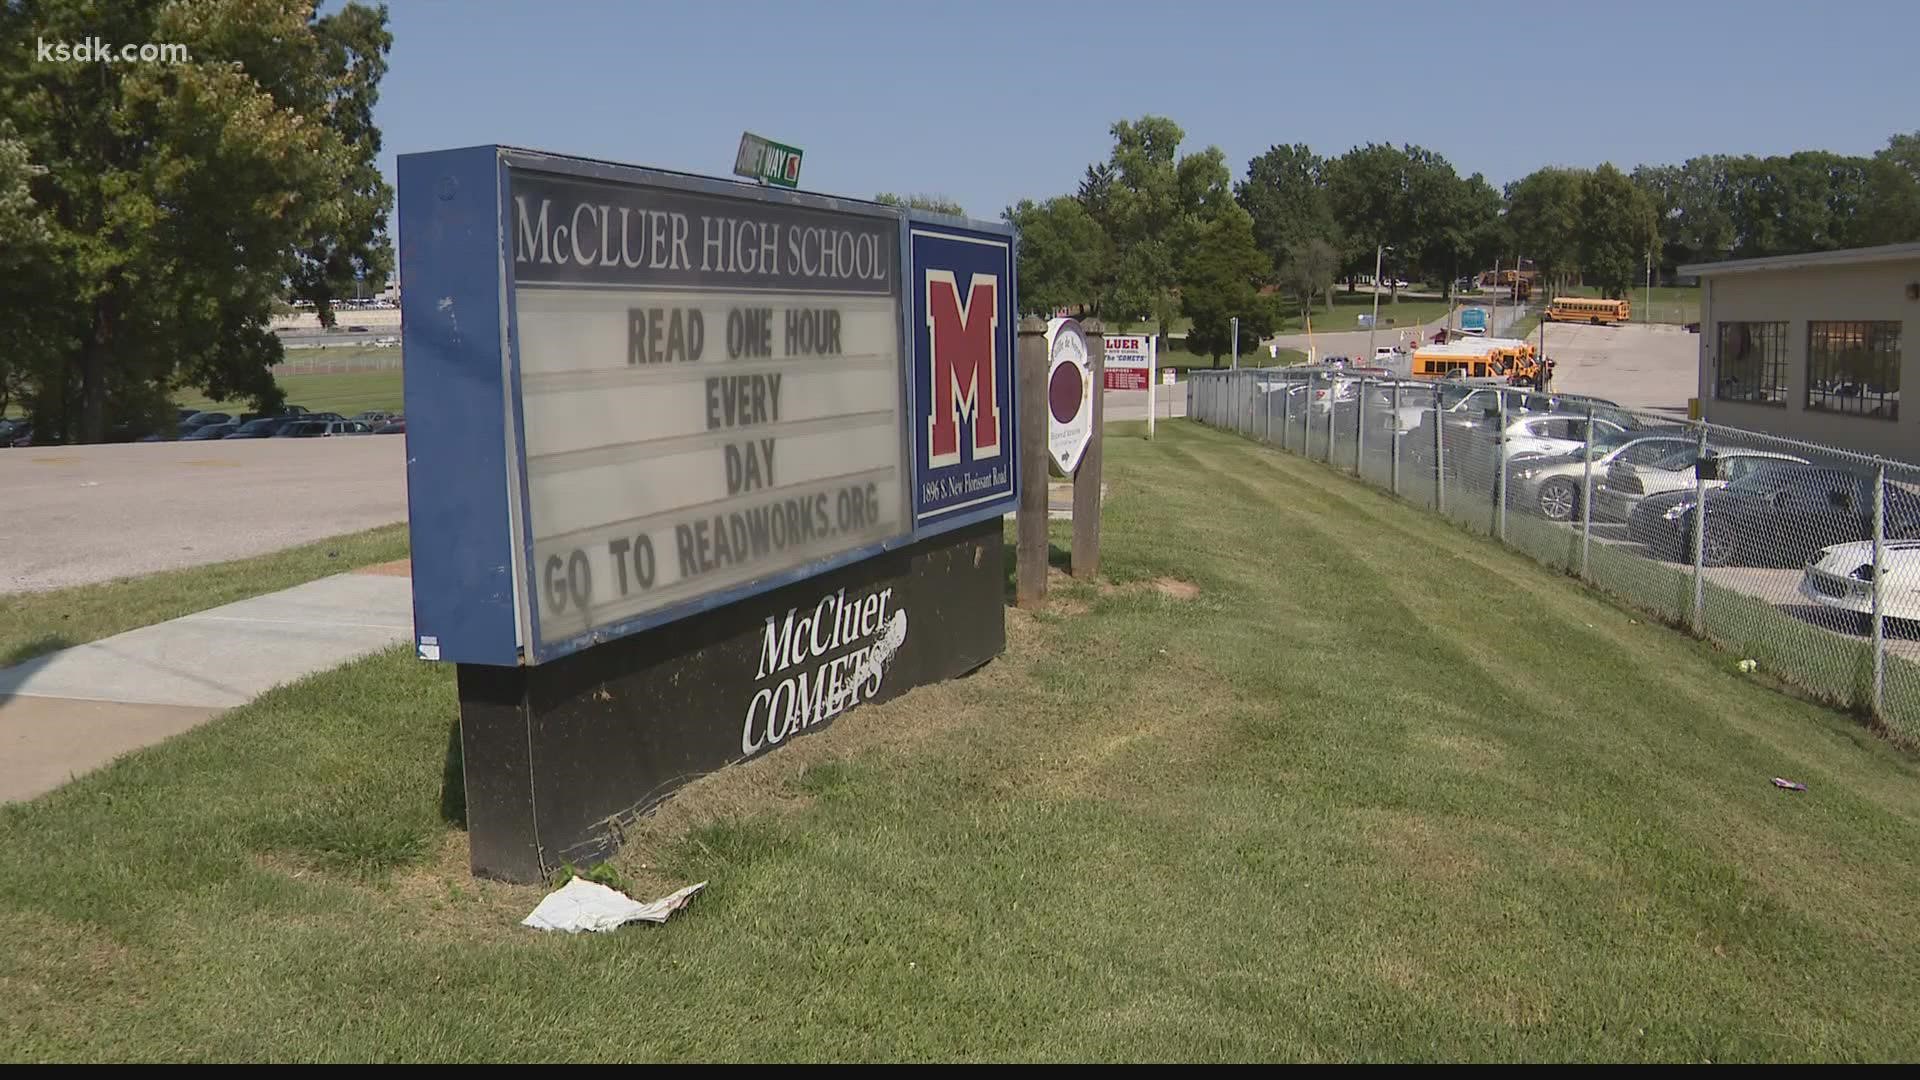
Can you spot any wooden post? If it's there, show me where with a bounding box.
[1016,317,1049,608]
[1072,320,1104,579]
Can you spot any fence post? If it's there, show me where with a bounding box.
[1390,380,1401,496]
[1495,388,1508,542]
[1873,462,1887,720]
[1354,378,1367,476]
[1305,373,1317,460]
[1580,402,1595,582]
[1282,374,1293,451]
[1434,391,1446,515]
[1324,379,1336,464]
[1015,317,1049,609]
[1264,375,1273,442]
[1689,422,1709,636]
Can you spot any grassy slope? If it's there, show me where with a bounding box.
[0,525,409,666]
[3,423,1919,1061]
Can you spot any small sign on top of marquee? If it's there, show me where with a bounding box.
[734,132,804,190]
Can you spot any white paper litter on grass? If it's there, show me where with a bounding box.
[521,877,708,933]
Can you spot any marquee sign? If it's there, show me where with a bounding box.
[398,146,1019,667]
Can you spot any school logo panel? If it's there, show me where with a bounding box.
[909,227,1017,526]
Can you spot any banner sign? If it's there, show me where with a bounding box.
[398,146,1019,666]
[1103,334,1154,390]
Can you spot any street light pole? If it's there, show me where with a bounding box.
[1367,244,1385,362]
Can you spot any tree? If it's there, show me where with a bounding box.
[1179,203,1275,366]
[1278,237,1338,323]
[0,0,392,443]
[875,192,966,216]
[1577,164,1658,297]
[1326,143,1414,296]
[287,3,395,329]
[1080,116,1238,342]
[1236,143,1338,308]
[0,124,53,420]
[1504,167,1583,292]
[1854,132,1920,246]
[1003,196,1106,316]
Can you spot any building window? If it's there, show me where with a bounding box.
[1714,321,1788,406]
[1807,321,1900,420]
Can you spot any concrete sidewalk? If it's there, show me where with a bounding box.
[0,564,413,802]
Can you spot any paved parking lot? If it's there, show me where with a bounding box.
[1544,322,1698,414]
[0,438,408,592]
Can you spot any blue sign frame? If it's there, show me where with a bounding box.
[399,146,1019,667]
[906,221,1020,532]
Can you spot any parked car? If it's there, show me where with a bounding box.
[1411,408,1631,476]
[1506,428,1697,522]
[227,416,296,439]
[352,410,396,426]
[372,416,406,435]
[182,422,239,440]
[1799,539,1920,631]
[302,411,347,423]
[283,419,372,437]
[181,411,232,429]
[4,421,31,447]
[1594,446,1809,523]
[1627,464,1920,567]
[345,325,369,333]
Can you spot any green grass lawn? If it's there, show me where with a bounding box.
[1559,284,1700,325]
[5,422,1920,1060]
[0,525,409,667]
[1274,291,1455,335]
[174,369,404,417]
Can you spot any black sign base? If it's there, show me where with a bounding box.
[454,517,1005,882]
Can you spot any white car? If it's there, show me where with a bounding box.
[1595,447,1807,522]
[1800,539,1920,629]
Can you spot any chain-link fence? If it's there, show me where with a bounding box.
[1189,366,1920,744]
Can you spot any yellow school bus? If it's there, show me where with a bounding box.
[1545,296,1631,325]
[1409,337,1541,383]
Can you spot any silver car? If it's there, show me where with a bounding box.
[1507,429,1697,522]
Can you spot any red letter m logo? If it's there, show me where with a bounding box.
[925,270,1001,468]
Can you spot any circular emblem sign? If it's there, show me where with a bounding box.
[1045,318,1093,475]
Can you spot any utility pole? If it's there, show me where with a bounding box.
[1367,244,1388,362]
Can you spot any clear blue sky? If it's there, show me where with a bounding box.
[372,0,1919,218]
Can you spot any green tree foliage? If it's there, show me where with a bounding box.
[1504,167,1583,290]
[287,2,395,329]
[0,124,52,416]
[874,192,966,216]
[1179,203,1275,366]
[1577,164,1658,297]
[1325,143,1413,293]
[0,0,393,443]
[1857,132,1920,244]
[1236,143,1338,306]
[1003,196,1105,317]
[1278,237,1339,322]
